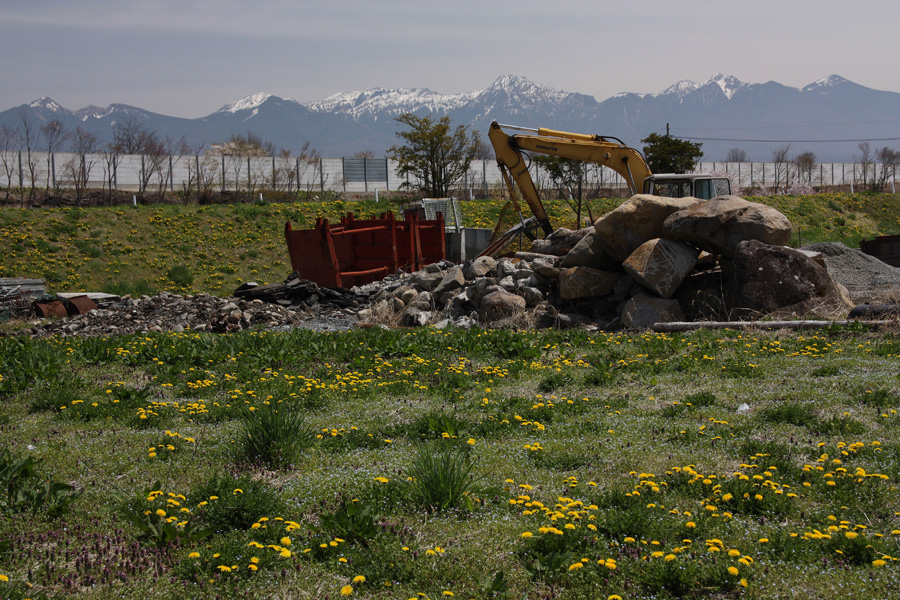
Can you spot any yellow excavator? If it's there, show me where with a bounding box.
[487,121,731,240]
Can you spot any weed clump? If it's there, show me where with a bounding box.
[237,402,315,469]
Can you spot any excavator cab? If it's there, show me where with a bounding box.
[642,174,731,200]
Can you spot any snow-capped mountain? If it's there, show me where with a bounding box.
[2,74,898,161]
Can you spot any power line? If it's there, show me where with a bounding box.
[680,136,900,143]
[674,119,900,132]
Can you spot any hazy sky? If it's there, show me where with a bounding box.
[2,0,898,117]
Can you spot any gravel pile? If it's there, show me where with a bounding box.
[803,242,900,299]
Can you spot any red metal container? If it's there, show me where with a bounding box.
[285,211,445,288]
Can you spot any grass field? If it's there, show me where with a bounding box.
[1,324,900,599]
[1,191,897,298]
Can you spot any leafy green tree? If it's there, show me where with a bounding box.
[640,133,703,174]
[388,113,479,197]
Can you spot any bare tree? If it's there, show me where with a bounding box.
[155,135,189,195]
[771,144,792,191]
[875,147,900,191]
[108,115,167,200]
[209,132,276,196]
[474,136,493,161]
[353,150,375,159]
[794,151,816,185]
[101,126,124,205]
[297,143,325,198]
[0,125,20,201]
[180,142,206,203]
[138,136,166,199]
[16,109,39,206]
[116,115,154,155]
[725,147,748,162]
[62,127,99,206]
[856,142,874,190]
[279,141,321,196]
[40,119,70,191]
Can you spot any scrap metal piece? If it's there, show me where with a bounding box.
[34,299,68,318]
[65,295,98,315]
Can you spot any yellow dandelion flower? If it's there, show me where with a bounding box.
[341,584,354,596]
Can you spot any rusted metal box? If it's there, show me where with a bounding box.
[285,211,445,288]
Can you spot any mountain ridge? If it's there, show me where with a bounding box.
[2,74,898,161]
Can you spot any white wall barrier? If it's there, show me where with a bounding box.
[0,151,895,196]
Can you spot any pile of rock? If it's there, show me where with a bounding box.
[361,195,854,330]
[25,292,327,338]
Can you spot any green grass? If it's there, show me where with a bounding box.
[2,327,900,599]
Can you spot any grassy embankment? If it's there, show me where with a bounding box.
[0,192,898,297]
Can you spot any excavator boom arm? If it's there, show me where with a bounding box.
[489,121,652,234]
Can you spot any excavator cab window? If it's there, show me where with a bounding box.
[694,179,712,199]
[652,181,692,198]
[713,178,731,197]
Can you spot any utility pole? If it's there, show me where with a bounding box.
[666,123,670,137]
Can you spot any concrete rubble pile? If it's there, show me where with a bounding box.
[362,195,858,330]
[23,280,367,338]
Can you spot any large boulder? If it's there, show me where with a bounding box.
[594,195,699,261]
[663,196,792,258]
[559,267,623,299]
[462,256,497,280]
[622,238,699,299]
[728,240,853,317]
[432,266,466,300]
[559,227,622,270]
[621,294,684,329]
[531,228,589,256]
[479,290,527,324]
